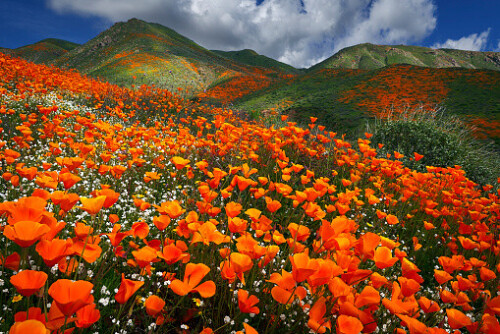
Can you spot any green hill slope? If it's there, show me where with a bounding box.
[235,65,500,146]
[1,38,79,64]
[310,43,500,71]
[52,18,283,92]
[211,49,300,74]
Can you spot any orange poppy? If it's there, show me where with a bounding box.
[170,263,216,298]
[4,220,50,247]
[145,295,165,316]
[59,172,81,189]
[397,314,428,334]
[48,279,94,316]
[307,297,331,333]
[373,246,398,269]
[290,252,319,283]
[237,289,260,314]
[386,214,399,225]
[79,196,106,215]
[115,274,144,304]
[153,215,171,231]
[10,270,48,296]
[265,197,281,213]
[10,320,49,334]
[75,303,100,328]
[158,243,189,264]
[446,308,472,329]
[171,156,190,170]
[225,202,243,218]
[154,200,185,219]
[93,187,120,208]
[337,315,363,334]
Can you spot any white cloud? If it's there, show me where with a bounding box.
[47,0,437,68]
[432,29,490,51]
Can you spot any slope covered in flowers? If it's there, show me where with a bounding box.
[1,53,500,334]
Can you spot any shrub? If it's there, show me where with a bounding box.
[367,106,500,187]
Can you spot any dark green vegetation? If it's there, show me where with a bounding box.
[310,43,500,71]
[367,110,500,187]
[211,49,301,74]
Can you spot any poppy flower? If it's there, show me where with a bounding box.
[48,279,94,316]
[36,239,73,267]
[446,308,472,329]
[145,295,165,316]
[171,156,190,169]
[397,314,428,334]
[154,200,185,219]
[386,214,399,225]
[79,196,106,215]
[265,197,281,213]
[153,215,171,231]
[225,202,242,218]
[10,270,48,297]
[237,289,259,314]
[373,246,398,269]
[75,303,100,328]
[290,252,319,283]
[93,187,120,208]
[158,243,189,264]
[170,263,216,298]
[115,274,144,304]
[4,220,50,248]
[10,320,49,334]
[307,297,331,333]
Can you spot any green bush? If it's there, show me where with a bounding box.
[366,107,500,187]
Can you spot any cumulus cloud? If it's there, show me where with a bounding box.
[47,0,437,68]
[432,29,490,51]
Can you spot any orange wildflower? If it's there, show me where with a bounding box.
[170,263,216,298]
[48,279,94,316]
[373,246,398,269]
[79,196,106,215]
[225,201,243,218]
[10,320,49,334]
[337,315,363,334]
[154,200,185,219]
[237,289,260,314]
[115,274,144,304]
[446,308,472,329]
[145,295,165,316]
[265,197,281,213]
[386,214,399,225]
[307,297,331,333]
[75,303,100,328]
[171,156,190,170]
[10,270,48,297]
[290,252,319,283]
[4,220,50,247]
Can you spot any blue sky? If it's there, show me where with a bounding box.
[1,0,499,68]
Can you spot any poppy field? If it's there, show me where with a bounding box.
[0,52,499,333]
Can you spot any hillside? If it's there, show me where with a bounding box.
[310,43,500,71]
[235,64,500,145]
[51,18,285,92]
[211,49,300,74]
[1,38,79,64]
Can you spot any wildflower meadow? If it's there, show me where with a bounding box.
[0,53,499,333]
